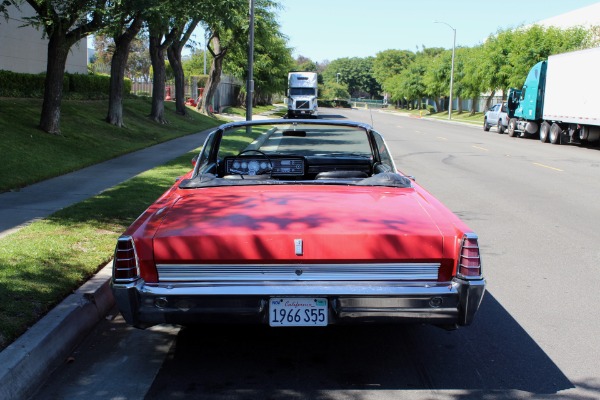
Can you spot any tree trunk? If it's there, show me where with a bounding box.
[484,90,496,112]
[167,44,186,116]
[199,35,226,116]
[470,96,477,116]
[457,96,463,114]
[25,0,105,134]
[106,15,143,127]
[167,19,199,116]
[149,35,167,124]
[40,31,70,134]
[201,55,224,115]
[435,97,442,113]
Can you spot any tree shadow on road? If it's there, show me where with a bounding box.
[146,291,579,399]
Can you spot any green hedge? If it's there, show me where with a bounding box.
[0,70,65,97]
[0,70,131,98]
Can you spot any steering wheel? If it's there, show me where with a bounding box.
[229,150,273,179]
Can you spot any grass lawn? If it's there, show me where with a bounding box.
[222,104,287,118]
[426,110,484,125]
[0,97,224,192]
[0,150,196,350]
[0,96,226,350]
[0,97,287,351]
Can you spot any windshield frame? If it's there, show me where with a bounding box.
[184,119,407,189]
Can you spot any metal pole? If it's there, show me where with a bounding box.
[203,29,207,75]
[434,21,456,120]
[246,0,255,121]
[449,27,456,120]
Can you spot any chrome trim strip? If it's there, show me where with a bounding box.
[156,263,441,282]
[136,280,455,296]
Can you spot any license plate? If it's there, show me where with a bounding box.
[269,297,328,327]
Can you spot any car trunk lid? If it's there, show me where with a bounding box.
[152,186,446,263]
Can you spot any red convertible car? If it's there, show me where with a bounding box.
[112,120,485,330]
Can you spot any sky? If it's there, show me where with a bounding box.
[275,0,600,62]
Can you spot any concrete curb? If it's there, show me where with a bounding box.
[0,263,114,400]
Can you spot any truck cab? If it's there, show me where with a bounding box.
[506,61,546,137]
[287,72,319,119]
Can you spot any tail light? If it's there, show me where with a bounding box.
[458,233,482,278]
[112,236,140,283]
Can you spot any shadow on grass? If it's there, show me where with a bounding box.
[0,152,195,350]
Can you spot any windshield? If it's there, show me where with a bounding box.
[179,121,410,189]
[290,88,316,96]
[218,123,372,159]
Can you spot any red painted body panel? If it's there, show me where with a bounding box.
[149,185,461,266]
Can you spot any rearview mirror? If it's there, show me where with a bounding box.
[282,130,306,137]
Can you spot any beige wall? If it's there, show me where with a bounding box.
[0,4,88,74]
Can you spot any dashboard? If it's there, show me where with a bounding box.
[224,156,305,177]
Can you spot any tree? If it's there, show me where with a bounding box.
[199,31,227,114]
[167,17,200,115]
[397,62,426,109]
[323,57,380,98]
[506,25,589,88]
[473,25,590,112]
[321,81,349,101]
[449,46,474,114]
[247,35,293,105]
[93,34,114,67]
[146,8,181,123]
[197,0,253,115]
[21,0,109,134]
[294,55,317,72]
[127,36,151,81]
[100,0,155,127]
[105,12,144,127]
[182,47,212,77]
[372,49,414,86]
[478,28,516,109]
[423,49,453,112]
[222,0,293,106]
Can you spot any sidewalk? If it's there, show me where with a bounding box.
[0,130,211,239]
[0,113,276,400]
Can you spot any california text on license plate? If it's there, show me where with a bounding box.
[269,297,328,327]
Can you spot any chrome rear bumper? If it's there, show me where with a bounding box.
[112,278,485,329]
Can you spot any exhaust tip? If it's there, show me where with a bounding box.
[154,297,168,309]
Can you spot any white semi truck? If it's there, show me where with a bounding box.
[287,72,318,118]
[507,47,600,145]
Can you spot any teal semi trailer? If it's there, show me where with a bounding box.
[506,47,600,145]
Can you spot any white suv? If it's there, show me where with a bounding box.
[483,103,509,133]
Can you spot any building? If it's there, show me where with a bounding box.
[536,2,600,29]
[0,4,87,74]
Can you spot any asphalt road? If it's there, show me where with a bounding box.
[32,109,600,400]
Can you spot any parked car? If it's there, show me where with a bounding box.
[111,120,486,330]
[484,102,509,133]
